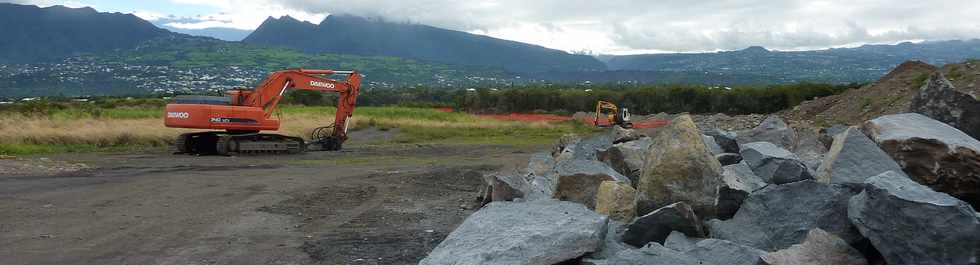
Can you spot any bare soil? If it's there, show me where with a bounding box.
[0,131,540,265]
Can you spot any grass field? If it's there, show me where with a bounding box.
[0,104,594,155]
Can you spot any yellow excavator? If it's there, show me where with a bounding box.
[594,101,633,128]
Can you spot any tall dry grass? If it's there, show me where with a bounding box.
[0,106,581,154]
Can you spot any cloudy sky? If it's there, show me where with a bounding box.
[8,0,980,54]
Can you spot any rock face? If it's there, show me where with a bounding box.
[554,159,631,209]
[664,231,703,252]
[737,115,798,150]
[819,125,850,149]
[910,72,980,140]
[594,181,637,223]
[848,171,980,265]
[816,126,904,185]
[707,180,862,251]
[607,243,700,265]
[862,113,980,207]
[740,142,813,184]
[622,202,705,247]
[598,137,652,184]
[762,228,868,265]
[705,128,740,153]
[419,200,608,265]
[638,115,723,217]
[716,162,767,220]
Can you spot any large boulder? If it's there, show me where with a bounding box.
[684,238,767,265]
[816,126,904,185]
[588,220,634,260]
[527,152,556,177]
[706,180,863,251]
[664,231,703,252]
[619,233,767,265]
[819,125,850,149]
[606,243,700,265]
[553,159,631,209]
[594,181,637,223]
[419,200,608,265]
[622,202,705,247]
[848,171,980,265]
[910,72,980,140]
[705,128,740,153]
[598,137,652,185]
[762,228,868,265]
[862,113,980,208]
[611,125,642,144]
[740,142,813,184]
[793,128,829,175]
[483,173,530,202]
[638,115,723,217]
[737,115,797,150]
[704,134,725,155]
[560,133,615,162]
[716,161,767,220]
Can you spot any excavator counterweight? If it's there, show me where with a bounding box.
[164,69,362,155]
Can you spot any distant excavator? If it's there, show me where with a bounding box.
[164,69,362,155]
[594,101,633,128]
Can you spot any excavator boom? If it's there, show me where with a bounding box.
[164,69,362,155]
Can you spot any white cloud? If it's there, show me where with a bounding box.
[4,0,980,53]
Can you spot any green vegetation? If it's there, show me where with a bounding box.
[457,83,860,114]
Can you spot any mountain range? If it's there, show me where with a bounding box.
[2,2,980,97]
[242,15,605,73]
[0,3,168,64]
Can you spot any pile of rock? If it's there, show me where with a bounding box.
[420,113,980,265]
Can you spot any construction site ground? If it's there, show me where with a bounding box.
[0,129,537,265]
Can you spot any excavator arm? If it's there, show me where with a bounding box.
[236,69,362,149]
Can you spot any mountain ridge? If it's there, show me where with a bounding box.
[243,14,606,73]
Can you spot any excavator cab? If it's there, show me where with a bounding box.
[594,101,633,128]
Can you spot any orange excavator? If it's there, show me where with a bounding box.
[164,69,362,155]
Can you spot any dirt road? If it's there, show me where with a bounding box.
[0,134,539,265]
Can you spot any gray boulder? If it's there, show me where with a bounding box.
[816,126,904,185]
[527,152,556,177]
[684,238,767,265]
[910,72,980,140]
[638,115,723,218]
[740,142,813,184]
[704,134,725,155]
[664,231,703,252]
[611,125,642,144]
[562,133,614,162]
[607,244,700,265]
[819,125,850,149]
[706,128,740,153]
[716,153,742,166]
[598,137,652,185]
[737,115,798,150]
[762,228,868,265]
[588,220,634,260]
[707,180,863,251]
[848,171,980,265]
[483,173,530,202]
[716,162,767,220]
[793,128,829,175]
[622,201,705,247]
[862,113,980,208]
[553,159,631,209]
[419,200,608,265]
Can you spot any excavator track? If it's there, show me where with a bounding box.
[175,132,305,155]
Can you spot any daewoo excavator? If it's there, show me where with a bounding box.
[594,100,633,128]
[164,69,362,155]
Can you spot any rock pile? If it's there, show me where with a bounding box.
[425,112,980,265]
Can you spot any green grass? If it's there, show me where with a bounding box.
[0,143,151,155]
